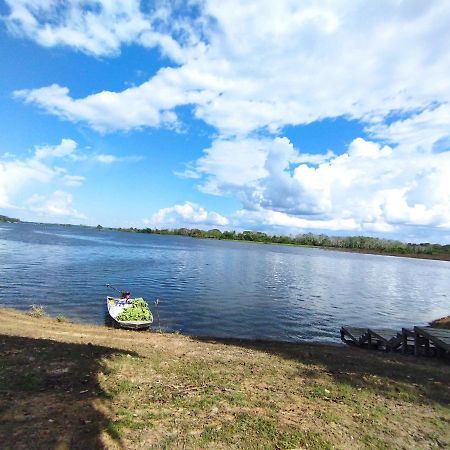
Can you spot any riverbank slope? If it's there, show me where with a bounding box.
[1,307,449,449]
[431,315,450,329]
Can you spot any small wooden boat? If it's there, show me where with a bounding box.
[107,296,153,330]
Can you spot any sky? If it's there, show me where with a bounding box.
[0,1,450,243]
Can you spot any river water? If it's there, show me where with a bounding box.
[0,222,448,343]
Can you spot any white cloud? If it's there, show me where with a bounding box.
[12,1,450,137]
[173,168,201,179]
[0,139,84,211]
[144,202,229,228]
[0,139,141,221]
[26,190,85,219]
[95,154,117,164]
[296,150,336,165]
[6,1,450,239]
[94,154,144,164]
[367,103,450,151]
[233,209,359,232]
[2,0,194,61]
[0,158,56,208]
[187,136,450,233]
[14,77,214,132]
[34,138,77,159]
[14,83,160,133]
[63,174,85,187]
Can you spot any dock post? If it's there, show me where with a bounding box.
[414,330,420,356]
[402,330,407,354]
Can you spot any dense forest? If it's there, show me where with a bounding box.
[124,227,450,258]
[0,215,20,223]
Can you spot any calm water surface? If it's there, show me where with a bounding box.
[0,222,449,343]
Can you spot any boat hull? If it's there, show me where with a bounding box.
[107,296,152,330]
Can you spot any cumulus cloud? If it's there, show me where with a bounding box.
[367,103,450,151]
[233,209,359,233]
[34,138,78,159]
[0,158,57,208]
[144,202,229,228]
[0,138,144,220]
[188,137,450,233]
[14,82,187,132]
[26,190,85,219]
[0,139,84,211]
[6,1,450,238]
[11,1,450,137]
[2,0,195,61]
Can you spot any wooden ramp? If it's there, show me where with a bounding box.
[340,326,368,346]
[414,326,450,356]
[367,328,402,351]
[341,324,450,359]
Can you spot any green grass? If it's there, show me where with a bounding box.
[199,413,333,449]
[112,380,138,395]
[101,346,450,448]
[361,433,390,449]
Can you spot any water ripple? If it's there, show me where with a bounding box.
[0,222,449,343]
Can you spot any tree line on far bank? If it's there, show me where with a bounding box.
[0,215,19,223]
[8,218,448,257]
[119,227,449,257]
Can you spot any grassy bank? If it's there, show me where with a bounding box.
[430,316,450,329]
[1,308,449,449]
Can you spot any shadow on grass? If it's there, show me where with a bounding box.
[195,337,450,407]
[0,334,137,450]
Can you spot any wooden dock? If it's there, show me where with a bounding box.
[400,328,415,354]
[340,326,369,346]
[414,326,450,357]
[367,328,402,351]
[341,325,450,359]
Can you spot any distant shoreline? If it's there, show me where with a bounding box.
[2,220,449,261]
[214,237,450,261]
[321,246,450,261]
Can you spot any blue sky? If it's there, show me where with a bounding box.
[0,1,449,243]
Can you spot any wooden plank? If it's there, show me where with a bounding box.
[343,326,367,336]
[401,328,414,353]
[368,328,402,351]
[401,328,415,336]
[341,326,368,346]
[368,328,399,342]
[415,327,450,352]
[417,327,450,345]
[427,329,450,340]
[414,330,420,356]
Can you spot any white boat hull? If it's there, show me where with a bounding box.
[107,296,152,330]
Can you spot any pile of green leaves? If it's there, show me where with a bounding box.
[116,298,153,322]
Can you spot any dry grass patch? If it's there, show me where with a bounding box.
[430,315,450,329]
[28,304,46,318]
